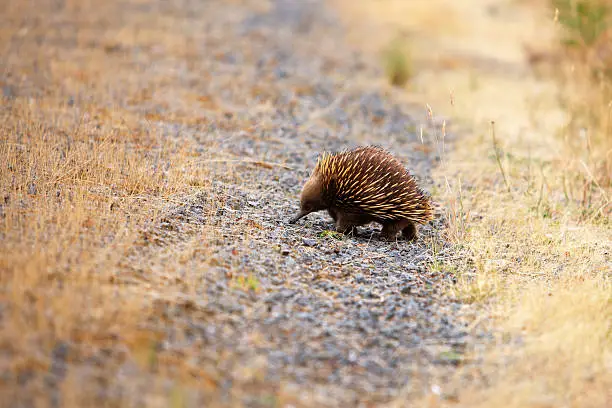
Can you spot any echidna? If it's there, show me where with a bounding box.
[289,146,433,240]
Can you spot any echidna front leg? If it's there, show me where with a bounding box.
[334,211,363,235]
[381,221,403,240]
[402,222,418,241]
[327,208,338,222]
[335,217,357,235]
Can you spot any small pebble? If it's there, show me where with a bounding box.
[302,238,316,247]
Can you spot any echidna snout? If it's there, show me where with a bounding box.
[289,174,327,224]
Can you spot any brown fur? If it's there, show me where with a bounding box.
[290,146,433,241]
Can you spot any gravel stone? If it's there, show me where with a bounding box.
[302,238,317,247]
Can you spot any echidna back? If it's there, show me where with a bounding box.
[315,146,432,224]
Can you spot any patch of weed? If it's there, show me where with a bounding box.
[318,230,345,240]
[382,37,412,87]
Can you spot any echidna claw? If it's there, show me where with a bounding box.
[289,212,306,224]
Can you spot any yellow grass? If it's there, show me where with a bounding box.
[0,91,215,406]
[0,1,221,405]
[333,0,611,406]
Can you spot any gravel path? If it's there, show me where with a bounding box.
[3,0,484,406]
[133,1,476,406]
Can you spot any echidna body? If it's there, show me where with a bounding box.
[289,146,433,240]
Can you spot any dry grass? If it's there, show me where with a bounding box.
[0,95,199,407]
[433,136,611,406]
[333,0,611,407]
[0,1,223,405]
